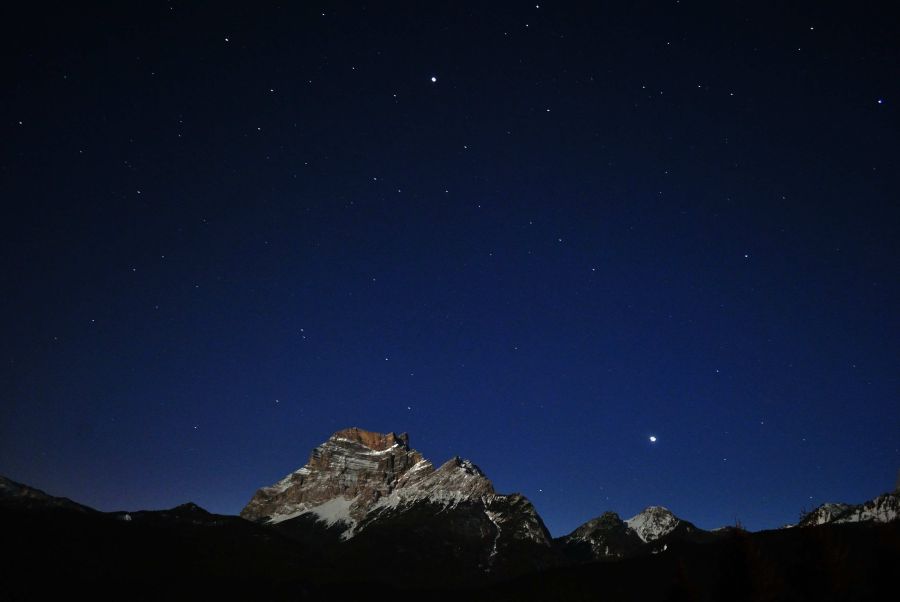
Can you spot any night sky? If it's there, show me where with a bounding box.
[2,2,898,536]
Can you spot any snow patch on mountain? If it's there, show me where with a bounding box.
[485,510,503,560]
[266,495,359,529]
[307,496,357,526]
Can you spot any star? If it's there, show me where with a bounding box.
[430,76,437,83]
[649,435,657,443]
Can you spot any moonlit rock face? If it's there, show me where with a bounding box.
[241,427,426,527]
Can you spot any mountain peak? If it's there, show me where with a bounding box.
[568,511,627,538]
[241,427,425,526]
[625,506,681,542]
[329,427,409,451]
[171,502,210,515]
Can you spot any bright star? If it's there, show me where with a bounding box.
[430,76,437,83]
[649,435,657,443]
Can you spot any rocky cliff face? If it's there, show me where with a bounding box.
[240,427,429,529]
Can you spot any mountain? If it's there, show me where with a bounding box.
[558,505,717,562]
[625,505,686,542]
[0,486,336,599]
[241,427,555,584]
[0,475,95,513]
[798,491,900,526]
[558,511,644,561]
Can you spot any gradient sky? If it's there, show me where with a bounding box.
[1,1,898,536]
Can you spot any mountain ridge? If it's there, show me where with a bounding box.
[1,426,898,596]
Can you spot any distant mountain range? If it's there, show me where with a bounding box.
[3,427,898,600]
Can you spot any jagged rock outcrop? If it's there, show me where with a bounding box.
[798,491,900,526]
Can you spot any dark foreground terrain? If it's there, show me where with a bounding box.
[4,497,898,601]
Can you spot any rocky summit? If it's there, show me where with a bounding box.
[240,427,429,528]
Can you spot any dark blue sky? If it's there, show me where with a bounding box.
[1,1,897,536]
